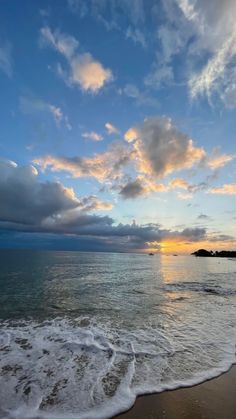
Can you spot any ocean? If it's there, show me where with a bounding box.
[0,249,236,419]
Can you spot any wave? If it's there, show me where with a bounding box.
[0,316,236,419]
[165,281,236,296]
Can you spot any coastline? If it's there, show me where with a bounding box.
[115,364,236,419]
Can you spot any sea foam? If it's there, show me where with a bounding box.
[0,311,236,419]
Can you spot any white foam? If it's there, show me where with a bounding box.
[0,310,236,419]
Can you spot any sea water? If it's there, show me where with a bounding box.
[0,250,236,418]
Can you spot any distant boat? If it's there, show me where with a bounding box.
[173,254,178,256]
[149,252,154,256]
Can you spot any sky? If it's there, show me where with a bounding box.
[0,0,236,253]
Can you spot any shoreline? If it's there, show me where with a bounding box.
[115,364,236,419]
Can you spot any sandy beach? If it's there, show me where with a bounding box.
[116,365,236,419]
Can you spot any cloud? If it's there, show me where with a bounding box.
[157,22,190,64]
[207,233,235,242]
[206,148,234,170]
[124,116,205,178]
[0,40,12,77]
[40,26,113,93]
[169,178,189,190]
[19,96,71,129]
[169,177,215,199]
[48,105,63,126]
[222,83,236,109]
[0,159,209,251]
[122,83,159,107]
[0,221,207,252]
[39,26,79,59]
[152,0,236,107]
[118,175,206,201]
[78,195,113,211]
[36,118,205,199]
[119,177,168,199]
[82,131,103,141]
[105,122,120,135]
[179,227,206,240]
[181,0,236,106]
[209,184,236,195]
[34,114,227,200]
[0,159,78,225]
[189,28,236,101]
[119,178,146,199]
[177,191,193,200]
[146,226,207,249]
[0,159,113,231]
[67,1,236,104]
[126,27,146,48]
[34,142,132,182]
[197,213,211,220]
[70,53,113,92]
[68,0,146,29]
[144,64,174,90]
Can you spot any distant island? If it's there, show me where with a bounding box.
[192,249,236,258]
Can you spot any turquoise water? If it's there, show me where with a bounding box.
[1,250,236,418]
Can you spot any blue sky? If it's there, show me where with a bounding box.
[0,0,236,252]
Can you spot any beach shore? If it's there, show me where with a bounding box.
[116,365,236,419]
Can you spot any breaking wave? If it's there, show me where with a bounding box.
[1,313,236,419]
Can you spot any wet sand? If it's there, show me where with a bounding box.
[116,365,236,419]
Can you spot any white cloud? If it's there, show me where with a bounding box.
[123,83,140,98]
[206,148,234,170]
[48,105,63,126]
[209,184,236,195]
[123,83,159,107]
[0,40,12,77]
[40,26,78,59]
[189,28,236,100]
[221,82,236,109]
[156,0,236,107]
[68,0,146,29]
[144,64,174,89]
[82,131,103,141]
[19,96,71,129]
[177,191,193,200]
[70,53,113,92]
[105,122,119,135]
[40,26,113,93]
[126,27,146,48]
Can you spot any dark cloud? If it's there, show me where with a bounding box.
[119,178,146,199]
[0,160,79,225]
[0,159,112,226]
[180,227,206,240]
[197,213,211,220]
[0,160,208,251]
[208,233,235,242]
[0,221,207,252]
